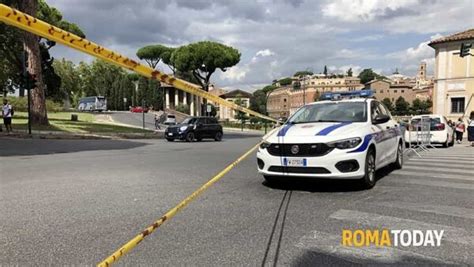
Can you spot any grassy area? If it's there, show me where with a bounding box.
[9,112,150,134]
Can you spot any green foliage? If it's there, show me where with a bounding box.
[394,96,410,116]
[358,68,386,84]
[0,96,62,112]
[347,68,353,77]
[171,41,240,91]
[136,44,170,69]
[323,65,328,76]
[410,98,432,115]
[176,103,190,114]
[381,98,394,112]
[262,84,277,93]
[234,98,249,124]
[294,70,313,77]
[278,77,292,86]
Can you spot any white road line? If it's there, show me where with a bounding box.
[404,162,474,170]
[376,201,474,220]
[408,158,473,164]
[296,230,452,264]
[393,179,474,190]
[401,166,474,175]
[390,170,474,182]
[330,209,474,245]
[416,156,473,160]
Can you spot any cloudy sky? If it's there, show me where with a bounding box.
[47,0,473,91]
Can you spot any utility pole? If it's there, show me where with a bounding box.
[142,99,145,129]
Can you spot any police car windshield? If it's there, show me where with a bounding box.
[288,102,367,124]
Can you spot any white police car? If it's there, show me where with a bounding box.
[256,90,403,189]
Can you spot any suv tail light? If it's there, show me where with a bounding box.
[434,123,445,131]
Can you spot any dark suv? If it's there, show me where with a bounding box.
[165,116,223,142]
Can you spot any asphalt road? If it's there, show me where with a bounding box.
[1,136,473,266]
[108,111,160,130]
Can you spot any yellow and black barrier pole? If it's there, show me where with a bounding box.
[0,4,277,123]
[97,141,263,266]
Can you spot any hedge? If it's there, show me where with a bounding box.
[0,96,63,112]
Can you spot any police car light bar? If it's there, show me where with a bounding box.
[319,90,374,101]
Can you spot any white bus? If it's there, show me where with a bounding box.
[78,96,107,112]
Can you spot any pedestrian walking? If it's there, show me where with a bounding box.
[154,114,161,130]
[468,111,474,146]
[2,99,13,133]
[454,117,465,144]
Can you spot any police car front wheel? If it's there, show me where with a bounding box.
[361,149,376,189]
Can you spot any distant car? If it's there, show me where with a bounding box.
[404,115,454,147]
[164,114,177,125]
[165,116,223,142]
[130,106,148,113]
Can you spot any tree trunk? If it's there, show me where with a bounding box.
[21,0,48,125]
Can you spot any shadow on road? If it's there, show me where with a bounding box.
[262,166,395,193]
[0,139,149,156]
[292,250,450,266]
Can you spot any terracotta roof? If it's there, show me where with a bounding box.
[429,29,474,46]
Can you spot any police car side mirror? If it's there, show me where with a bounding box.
[373,114,390,125]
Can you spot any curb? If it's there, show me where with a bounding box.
[0,131,164,140]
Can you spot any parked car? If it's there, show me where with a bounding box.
[165,116,223,142]
[130,106,149,113]
[404,115,454,147]
[257,91,403,189]
[163,114,177,125]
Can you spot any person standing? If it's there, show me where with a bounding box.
[468,111,474,146]
[2,99,13,133]
[455,117,465,144]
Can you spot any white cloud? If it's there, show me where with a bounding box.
[256,49,275,57]
[327,65,362,76]
[322,0,418,22]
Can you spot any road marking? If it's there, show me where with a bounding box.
[404,162,474,170]
[330,209,474,245]
[401,166,474,175]
[390,170,474,182]
[376,201,474,220]
[392,179,474,190]
[97,141,263,266]
[296,230,451,264]
[408,158,474,164]
[415,156,473,161]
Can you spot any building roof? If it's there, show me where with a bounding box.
[429,28,474,47]
[365,79,390,85]
[219,89,253,99]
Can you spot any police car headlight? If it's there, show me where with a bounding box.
[179,126,188,132]
[328,137,362,149]
[260,141,271,149]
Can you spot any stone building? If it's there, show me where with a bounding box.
[218,89,253,121]
[267,87,291,119]
[428,28,474,120]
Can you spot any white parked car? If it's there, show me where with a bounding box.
[256,92,403,189]
[404,115,454,147]
[164,114,177,125]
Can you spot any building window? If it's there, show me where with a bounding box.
[380,90,383,93]
[451,97,465,113]
[401,90,404,93]
[394,90,398,93]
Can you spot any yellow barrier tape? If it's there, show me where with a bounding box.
[97,141,263,266]
[0,4,277,122]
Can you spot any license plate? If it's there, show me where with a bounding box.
[168,133,173,136]
[284,158,307,167]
